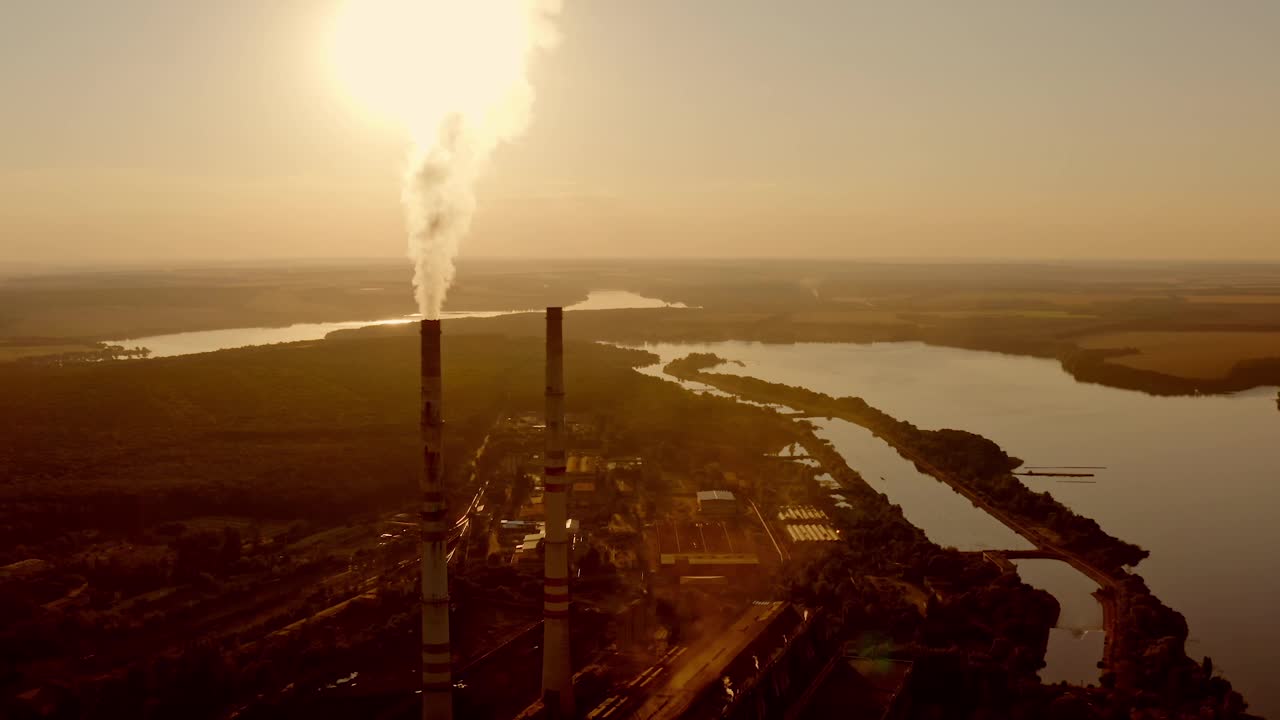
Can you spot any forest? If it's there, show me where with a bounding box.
[0,330,802,718]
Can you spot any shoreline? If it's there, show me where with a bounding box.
[429,310,1280,398]
[666,353,1126,671]
[662,351,1256,716]
[10,303,1280,397]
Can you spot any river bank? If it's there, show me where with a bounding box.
[664,352,1255,717]
[372,308,1280,397]
[13,296,1280,396]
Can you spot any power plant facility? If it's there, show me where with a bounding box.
[396,306,908,720]
[415,308,579,719]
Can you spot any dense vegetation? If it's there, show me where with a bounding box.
[776,432,1063,718]
[0,330,805,719]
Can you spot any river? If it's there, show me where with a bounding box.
[1014,559,1106,686]
[107,290,686,358]
[635,341,1279,714]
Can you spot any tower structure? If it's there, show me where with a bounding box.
[420,320,453,720]
[541,307,574,719]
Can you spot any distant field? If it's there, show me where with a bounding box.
[1182,294,1280,305]
[0,342,97,362]
[788,309,905,325]
[1078,331,1280,379]
[908,290,1161,307]
[790,308,1090,324]
[915,309,1094,320]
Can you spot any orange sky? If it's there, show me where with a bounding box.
[2,0,1277,264]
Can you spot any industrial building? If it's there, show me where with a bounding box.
[776,505,829,523]
[695,489,739,518]
[783,524,840,543]
[775,505,841,546]
[510,518,582,567]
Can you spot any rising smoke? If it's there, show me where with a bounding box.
[403,117,478,319]
[400,1,561,318]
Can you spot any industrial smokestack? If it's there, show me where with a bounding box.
[420,320,453,720]
[541,307,574,719]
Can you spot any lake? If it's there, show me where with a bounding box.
[108,290,686,358]
[634,340,1279,714]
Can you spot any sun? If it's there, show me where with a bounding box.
[327,0,535,145]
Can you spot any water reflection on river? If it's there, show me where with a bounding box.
[639,356,1106,683]
[633,341,1279,713]
[1014,559,1104,685]
[808,418,1031,552]
[108,290,684,358]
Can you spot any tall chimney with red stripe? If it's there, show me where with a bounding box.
[541,307,574,719]
[420,319,453,720]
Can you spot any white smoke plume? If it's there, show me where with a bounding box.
[333,0,562,318]
[402,117,480,319]
[402,1,561,318]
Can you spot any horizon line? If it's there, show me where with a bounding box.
[7,255,1280,276]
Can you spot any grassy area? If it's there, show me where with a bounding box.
[1078,331,1280,379]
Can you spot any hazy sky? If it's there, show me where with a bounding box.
[2,0,1277,265]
